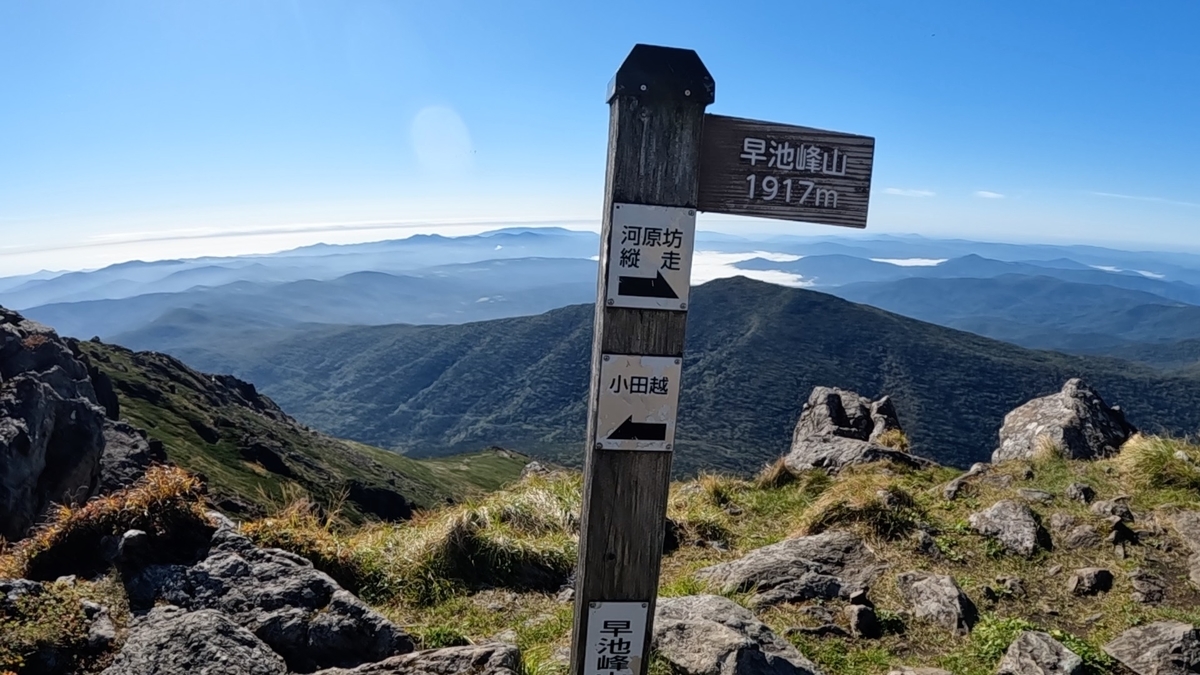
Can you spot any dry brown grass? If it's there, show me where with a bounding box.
[875,429,910,452]
[754,457,797,489]
[797,465,924,540]
[0,466,211,580]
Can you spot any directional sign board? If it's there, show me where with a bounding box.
[596,354,681,451]
[583,601,648,675]
[605,203,695,311]
[697,114,875,228]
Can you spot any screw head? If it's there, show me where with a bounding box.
[590,602,597,609]
[679,302,687,310]
[684,89,691,96]
[641,602,648,608]
[607,299,615,306]
[603,354,610,361]
[688,209,696,216]
[640,84,647,91]
[674,358,681,365]
[594,442,603,450]
[665,444,672,450]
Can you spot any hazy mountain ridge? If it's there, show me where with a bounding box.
[126,277,1200,474]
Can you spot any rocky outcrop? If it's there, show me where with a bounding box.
[101,606,290,675]
[1104,622,1200,675]
[968,500,1048,557]
[784,387,933,474]
[1171,511,1200,586]
[1,308,108,540]
[309,645,522,675]
[1068,567,1113,596]
[654,594,824,675]
[895,571,977,634]
[995,631,1083,675]
[99,421,167,494]
[992,379,1135,463]
[694,531,883,609]
[125,515,413,673]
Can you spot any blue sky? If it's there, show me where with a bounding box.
[2,1,1199,274]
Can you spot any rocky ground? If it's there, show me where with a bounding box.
[5,306,1200,674]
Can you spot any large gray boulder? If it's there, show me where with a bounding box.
[992,379,1135,463]
[895,571,977,634]
[995,630,1083,675]
[0,308,107,540]
[654,595,824,675]
[969,500,1047,557]
[1104,622,1200,675]
[126,517,413,673]
[784,387,934,474]
[694,531,883,609]
[309,645,522,675]
[101,606,289,675]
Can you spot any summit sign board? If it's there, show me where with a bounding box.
[697,114,875,229]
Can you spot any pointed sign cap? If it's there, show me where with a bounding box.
[606,44,715,105]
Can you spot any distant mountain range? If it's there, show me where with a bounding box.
[122,277,1200,474]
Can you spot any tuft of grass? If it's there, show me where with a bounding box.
[875,429,910,452]
[1117,434,1200,493]
[246,473,582,606]
[754,458,797,490]
[798,466,925,540]
[788,636,894,675]
[412,624,472,649]
[1048,629,1114,673]
[697,473,739,507]
[0,466,211,580]
[1032,435,1064,461]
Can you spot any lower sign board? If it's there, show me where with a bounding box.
[605,203,695,311]
[584,601,648,675]
[697,113,875,228]
[596,354,681,451]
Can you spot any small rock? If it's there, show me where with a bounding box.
[916,530,941,558]
[1062,525,1102,550]
[556,588,574,603]
[888,669,953,675]
[996,577,1026,597]
[1068,568,1113,596]
[490,629,519,645]
[1048,514,1076,534]
[801,606,835,624]
[895,571,977,634]
[724,504,744,516]
[845,605,883,639]
[88,614,117,651]
[969,500,1047,557]
[1090,498,1134,522]
[995,630,1084,675]
[1083,613,1104,624]
[1018,489,1055,503]
[1046,565,1063,577]
[1104,621,1200,675]
[848,589,874,607]
[1129,568,1167,605]
[1065,483,1095,503]
[310,644,522,675]
[116,529,150,566]
[1107,517,1138,545]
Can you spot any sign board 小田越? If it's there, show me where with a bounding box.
[595,354,681,451]
[605,203,696,311]
[583,601,649,675]
[697,113,875,229]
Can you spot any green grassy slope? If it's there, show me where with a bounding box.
[70,339,527,522]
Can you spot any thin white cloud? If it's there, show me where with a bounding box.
[1089,191,1199,208]
[975,191,1005,199]
[871,258,947,267]
[690,251,809,288]
[884,188,936,197]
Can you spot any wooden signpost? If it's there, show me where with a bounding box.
[570,44,875,675]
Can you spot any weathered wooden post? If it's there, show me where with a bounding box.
[569,44,713,675]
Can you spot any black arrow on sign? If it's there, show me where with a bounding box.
[618,271,679,299]
[607,416,668,441]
